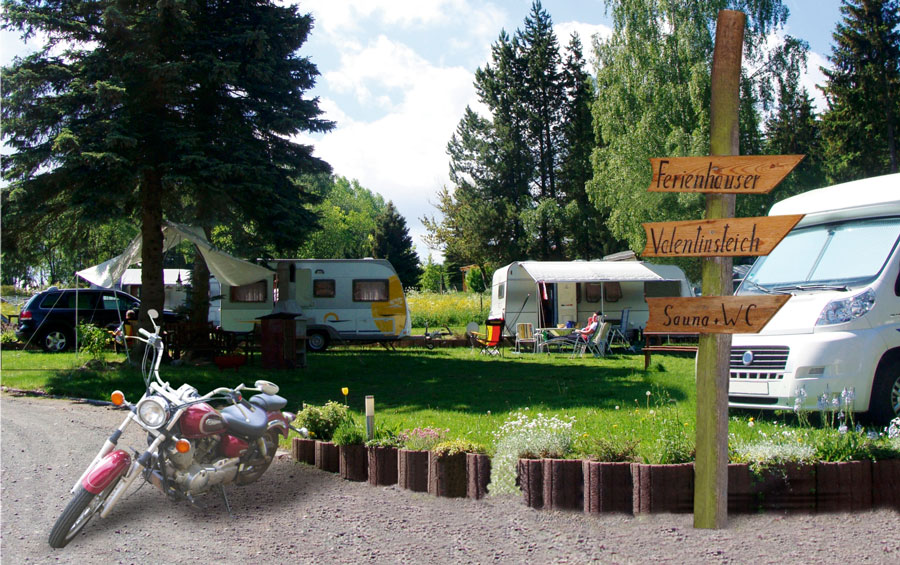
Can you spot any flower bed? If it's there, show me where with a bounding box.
[427,451,467,498]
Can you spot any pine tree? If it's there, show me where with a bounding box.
[2,0,333,322]
[820,0,900,181]
[371,201,422,288]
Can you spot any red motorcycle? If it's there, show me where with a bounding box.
[49,310,305,548]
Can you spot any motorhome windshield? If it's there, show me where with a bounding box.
[739,217,900,293]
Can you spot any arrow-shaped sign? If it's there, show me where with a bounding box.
[645,295,790,334]
[648,155,804,194]
[641,214,803,258]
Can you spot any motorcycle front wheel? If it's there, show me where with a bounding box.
[48,478,119,548]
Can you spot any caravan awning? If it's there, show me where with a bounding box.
[518,261,670,283]
[77,222,272,289]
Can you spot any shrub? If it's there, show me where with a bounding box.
[1,329,19,345]
[731,438,816,474]
[575,435,640,462]
[294,401,349,441]
[653,409,694,464]
[488,411,575,495]
[332,417,367,446]
[398,427,447,451]
[76,322,111,360]
[431,439,487,457]
[365,426,403,448]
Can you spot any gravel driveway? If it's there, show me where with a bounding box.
[1,393,898,564]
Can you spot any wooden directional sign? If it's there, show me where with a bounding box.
[648,155,804,194]
[646,295,790,334]
[641,214,803,258]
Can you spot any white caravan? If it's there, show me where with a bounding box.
[488,260,693,337]
[265,258,411,352]
[730,173,900,422]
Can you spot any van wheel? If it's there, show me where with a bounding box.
[41,327,72,352]
[307,332,329,353]
[868,357,900,424]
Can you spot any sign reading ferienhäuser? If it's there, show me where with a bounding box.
[641,214,803,258]
[648,155,804,194]
[645,295,790,334]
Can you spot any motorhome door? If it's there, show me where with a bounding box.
[557,283,577,325]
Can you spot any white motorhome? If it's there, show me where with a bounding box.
[488,260,693,337]
[262,258,411,352]
[730,173,900,422]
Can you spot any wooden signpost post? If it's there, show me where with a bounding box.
[641,10,803,529]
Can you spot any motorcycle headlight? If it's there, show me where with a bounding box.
[816,288,876,326]
[136,397,170,429]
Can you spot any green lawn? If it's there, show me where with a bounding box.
[3,346,879,463]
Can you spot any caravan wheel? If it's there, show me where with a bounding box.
[307,331,329,353]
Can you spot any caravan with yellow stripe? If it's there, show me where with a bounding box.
[267,258,410,352]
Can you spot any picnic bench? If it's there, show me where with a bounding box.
[642,332,699,369]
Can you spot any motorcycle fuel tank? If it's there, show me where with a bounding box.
[179,403,227,438]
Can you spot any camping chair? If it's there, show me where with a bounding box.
[570,321,606,358]
[584,321,612,357]
[472,318,504,356]
[608,308,633,351]
[515,322,537,353]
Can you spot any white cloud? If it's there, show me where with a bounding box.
[553,21,612,67]
[298,0,485,35]
[802,50,830,112]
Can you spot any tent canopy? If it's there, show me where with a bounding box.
[77,221,272,289]
[517,261,671,284]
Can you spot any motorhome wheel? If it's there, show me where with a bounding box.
[307,331,329,353]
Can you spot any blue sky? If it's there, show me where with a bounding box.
[1,1,845,260]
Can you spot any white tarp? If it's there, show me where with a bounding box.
[518,261,670,283]
[77,221,272,289]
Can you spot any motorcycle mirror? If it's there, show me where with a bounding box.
[255,380,279,395]
[147,309,159,320]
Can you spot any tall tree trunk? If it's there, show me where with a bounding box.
[139,168,165,332]
[190,243,211,326]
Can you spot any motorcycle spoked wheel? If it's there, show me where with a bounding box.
[48,477,121,548]
[235,430,280,485]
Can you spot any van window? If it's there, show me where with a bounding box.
[230,280,268,303]
[101,293,131,311]
[353,280,388,302]
[41,292,93,309]
[742,217,900,291]
[314,279,336,298]
[584,283,602,303]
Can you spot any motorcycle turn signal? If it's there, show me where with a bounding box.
[111,390,126,406]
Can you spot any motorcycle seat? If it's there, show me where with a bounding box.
[248,393,287,412]
[220,402,269,437]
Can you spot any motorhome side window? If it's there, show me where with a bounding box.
[313,279,336,298]
[353,279,389,302]
[584,283,602,302]
[230,280,267,303]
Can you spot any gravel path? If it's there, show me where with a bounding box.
[1,393,898,564]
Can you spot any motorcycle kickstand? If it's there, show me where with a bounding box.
[217,484,234,518]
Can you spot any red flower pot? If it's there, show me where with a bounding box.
[367,446,399,486]
[816,460,873,512]
[427,452,467,498]
[753,462,816,513]
[541,459,583,511]
[631,463,694,514]
[583,461,633,514]
[292,438,316,465]
[518,459,544,509]
[314,441,339,473]
[398,449,429,492]
[339,444,368,481]
[872,459,900,510]
[466,453,491,500]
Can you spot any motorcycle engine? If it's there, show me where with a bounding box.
[165,436,239,494]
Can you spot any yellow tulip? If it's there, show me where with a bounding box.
[341,387,349,396]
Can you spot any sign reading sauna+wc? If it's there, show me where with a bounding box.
[641,154,804,334]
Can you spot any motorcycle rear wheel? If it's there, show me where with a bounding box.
[48,479,119,548]
[235,430,279,485]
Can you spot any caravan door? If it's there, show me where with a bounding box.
[557,283,577,325]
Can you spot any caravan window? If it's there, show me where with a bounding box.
[313,279,336,298]
[497,283,505,300]
[353,280,389,302]
[584,283,602,303]
[230,280,267,303]
[603,282,622,302]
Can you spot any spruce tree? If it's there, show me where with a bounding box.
[371,201,422,288]
[820,0,900,181]
[2,0,333,324]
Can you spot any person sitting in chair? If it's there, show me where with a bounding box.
[565,312,602,344]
